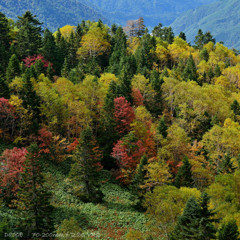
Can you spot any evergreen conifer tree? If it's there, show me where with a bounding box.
[108,27,127,75]
[170,193,217,240]
[231,100,240,115]
[149,70,163,117]
[200,48,209,62]
[182,55,198,83]
[194,29,215,49]
[118,56,136,103]
[135,32,155,76]
[6,54,21,83]
[130,155,148,210]
[175,156,194,188]
[20,69,41,132]
[69,127,104,203]
[0,77,10,99]
[214,64,221,77]
[34,59,44,76]
[16,11,42,59]
[158,117,168,138]
[16,144,53,238]
[219,152,236,174]
[41,28,58,73]
[98,80,119,169]
[194,29,205,49]
[218,220,239,240]
[198,192,218,239]
[46,63,54,80]
[61,57,69,78]
[179,32,186,41]
[0,12,11,75]
[208,67,214,82]
[67,31,78,68]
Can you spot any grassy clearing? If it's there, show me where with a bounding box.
[46,162,148,239]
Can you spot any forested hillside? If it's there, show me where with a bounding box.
[0,0,109,31]
[171,0,240,49]
[1,10,240,239]
[0,0,217,31]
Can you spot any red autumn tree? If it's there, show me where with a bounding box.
[114,96,135,135]
[38,128,68,162]
[38,128,79,162]
[132,88,144,107]
[0,98,17,140]
[0,147,28,196]
[23,54,52,68]
[111,133,146,184]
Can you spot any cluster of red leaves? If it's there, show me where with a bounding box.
[38,128,68,162]
[23,54,52,68]
[111,139,146,183]
[167,160,183,176]
[38,128,53,155]
[132,88,144,106]
[114,96,135,135]
[0,147,28,195]
[67,138,79,152]
[0,98,16,121]
[38,128,82,162]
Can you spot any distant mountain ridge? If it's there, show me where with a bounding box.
[0,0,110,31]
[0,0,217,32]
[171,0,240,49]
[87,0,216,27]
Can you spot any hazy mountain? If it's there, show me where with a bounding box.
[87,0,216,27]
[171,0,240,49]
[0,0,217,31]
[0,0,109,31]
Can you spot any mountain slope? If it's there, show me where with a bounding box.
[171,0,240,49]
[0,0,109,31]
[87,0,216,27]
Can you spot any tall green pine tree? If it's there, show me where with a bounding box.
[182,55,198,83]
[6,54,21,83]
[16,11,42,59]
[170,193,217,240]
[175,156,194,188]
[158,116,168,138]
[16,144,53,238]
[218,220,239,240]
[0,77,10,99]
[69,127,104,203]
[0,12,11,75]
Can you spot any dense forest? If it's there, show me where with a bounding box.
[0,0,109,31]
[1,10,240,240]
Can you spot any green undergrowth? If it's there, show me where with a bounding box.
[46,161,148,239]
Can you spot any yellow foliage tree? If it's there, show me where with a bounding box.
[77,24,110,58]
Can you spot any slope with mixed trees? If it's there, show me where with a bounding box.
[171,0,240,49]
[1,10,240,239]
